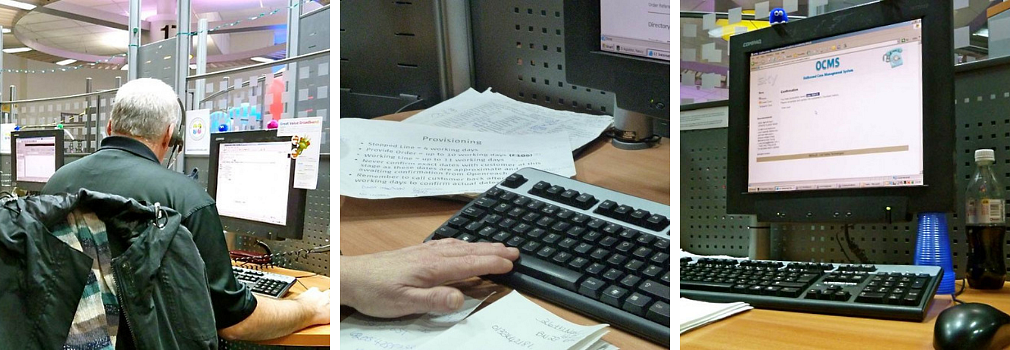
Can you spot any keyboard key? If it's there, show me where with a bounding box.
[603,268,624,282]
[458,233,477,242]
[606,254,627,266]
[573,193,598,209]
[650,252,670,265]
[448,216,469,228]
[644,214,670,231]
[528,181,550,195]
[571,213,590,225]
[506,236,525,247]
[546,185,565,198]
[640,280,670,300]
[647,301,671,326]
[856,292,885,304]
[643,265,663,278]
[595,200,617,214]
[630,209,650,225]
[598,235,618,247]
[583,231,603,242]
[520,241,541,253]
[507,207,526,218]
[616,241,635,253]
[637,234,656,245]
[433,226,459,239]
[569,257,590,270]
[543,233,562,244]
[621,274,642,289]
[502,174,527,188]
[591,249,609,260]
[473,197,496,209]
[625,259,645,273]
[586,263,606,276]
[556,209,574,221]
[613,205,633,219]
[464,221,484,233]
[601,286,629,308]
[527,228,546,239]
[579,277,606,299]
[492,231,511,242]
[623,293,652,316]
[559,238,578,249]
[574,243,594,255]
[461,207,485,219]
[559,189,580,204]
[513,196,531,207]
[537,246,557,258]
[517,255,584,292]
[553,252,574,265]
[633,247,653,259]
[566,226,586,238]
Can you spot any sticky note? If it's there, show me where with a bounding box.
[682,48,697,62]
[682,71,695,85]
[318,62,329,76]
[729,7,742,25]
[701,73,720,89]
[784,0,798,12]
[755,2,770,19]
[684,24,697,38]
[703,13,716,30]
[954,26,970,49]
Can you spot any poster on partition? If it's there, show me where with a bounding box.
[0,124,14,154]
[278,117,323,189]
[184,109,211,155]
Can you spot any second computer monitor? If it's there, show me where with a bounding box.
[208,129,306,240]
[11,129,64,192]
[726,0,955,223]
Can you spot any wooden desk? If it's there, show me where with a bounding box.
[235,263,331,347]
[340,111,671,349]
[680,285,1010,349]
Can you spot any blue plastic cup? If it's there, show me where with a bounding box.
[914,212,956,294]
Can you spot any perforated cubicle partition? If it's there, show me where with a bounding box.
[681,57,1010,277]
[469,0,670,137]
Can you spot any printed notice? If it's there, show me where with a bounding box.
[680,106,728,131]
[340,293,493,350]
[184,109,211,155]
[0,123,14,154]
[278,117,323,189]
[340,118,576,199]
[404,88,613,151]
[416,291,609,350]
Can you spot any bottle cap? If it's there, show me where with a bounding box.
[976,149,996,162]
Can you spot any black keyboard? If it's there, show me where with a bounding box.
[424,167,671,346]
[233,266,297,298]
[681,256,943,321]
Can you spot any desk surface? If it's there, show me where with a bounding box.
[237,263,331,347]
[339,111,671,349]
[679,285,1010,349]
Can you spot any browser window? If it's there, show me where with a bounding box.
[600,0,670,61]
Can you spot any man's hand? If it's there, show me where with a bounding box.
[296,287,331,326]
[340,239,520,318]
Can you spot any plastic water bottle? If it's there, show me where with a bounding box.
[965,149,1007,289]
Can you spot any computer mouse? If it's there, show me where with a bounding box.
[934,303,1010,350]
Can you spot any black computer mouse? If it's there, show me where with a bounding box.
[934,303,1010,350]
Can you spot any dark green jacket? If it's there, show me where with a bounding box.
[42,136,258,342]
[0,190,217,349]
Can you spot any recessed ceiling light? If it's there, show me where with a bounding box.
[0,0,35,11]
[250,57,275,63]
[56,59,77,66]
[2,47,32,53]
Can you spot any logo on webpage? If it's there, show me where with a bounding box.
[815,57,840,71]
[882,48,903,68]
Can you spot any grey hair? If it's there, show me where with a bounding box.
[110,78,180,142]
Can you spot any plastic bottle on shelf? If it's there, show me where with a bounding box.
[965,149,1007,289]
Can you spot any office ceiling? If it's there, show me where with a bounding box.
[0,0,326,70]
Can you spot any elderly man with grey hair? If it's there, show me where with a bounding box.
[43,78,329,346]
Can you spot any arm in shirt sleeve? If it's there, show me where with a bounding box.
[185,204,259,329]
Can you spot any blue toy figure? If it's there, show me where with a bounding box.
[769,8,789,24]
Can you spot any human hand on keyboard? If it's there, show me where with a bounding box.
[340,238,519,318]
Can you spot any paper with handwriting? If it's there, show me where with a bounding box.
[339,292,495,350]
[415,291,610,350]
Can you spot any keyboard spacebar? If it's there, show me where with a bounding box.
[515,256,584,291]
[681,280,733,292]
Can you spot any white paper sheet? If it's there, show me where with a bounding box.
[679,298,753,334]
[183,109,211,155]
[403,88,613,151]
[339,293,493,350]
[417,291,608,350]
[277,117,323,189]
[340,118,576,199]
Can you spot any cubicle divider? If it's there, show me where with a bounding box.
[681,56,1010,278]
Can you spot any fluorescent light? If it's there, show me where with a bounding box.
[120,64,129,70]
[2,47,31,53]
[0,0,35,11]
[250,57,275,63]
[1,28,10,34]
[56,59,76,66]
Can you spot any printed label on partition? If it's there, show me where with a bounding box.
[967,199,1005,224]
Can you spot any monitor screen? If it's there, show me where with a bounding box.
[746,19,924,193]
[215,141,291,225]
[599,0,670,61]
[15,136,57,183]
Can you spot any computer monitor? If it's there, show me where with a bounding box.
[563,0,670,149]
[726,0,954,223]
[11,129,64,192]
[208,130,307,240]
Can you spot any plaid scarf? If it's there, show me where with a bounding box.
[52,209,120,350]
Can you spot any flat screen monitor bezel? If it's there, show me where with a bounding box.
[11,129,64,192]
[726,0,954,223]
[208,129,307,240]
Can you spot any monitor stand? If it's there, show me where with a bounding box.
[612,105,658,150]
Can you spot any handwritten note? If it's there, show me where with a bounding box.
[404,88,614,151]
[339,293,493,350]
[416,291,609,350]
[339,118,576,199]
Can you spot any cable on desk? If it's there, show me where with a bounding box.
[394,98,426,113]
[951,277,968,305]
[834,231,854,263]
